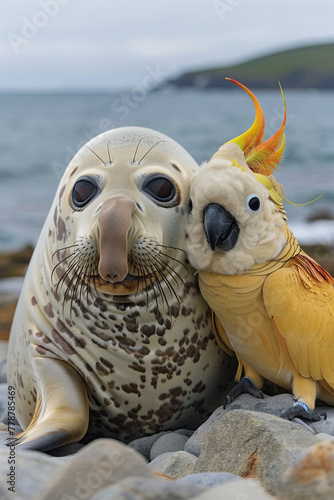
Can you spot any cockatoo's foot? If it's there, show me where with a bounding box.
[223,377,264,409]
[280,401,327,421]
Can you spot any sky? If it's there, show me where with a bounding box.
[1,0,334,91]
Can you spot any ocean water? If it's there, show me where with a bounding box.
[0,87,334,251]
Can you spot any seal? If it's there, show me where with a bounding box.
[7,126,236,451]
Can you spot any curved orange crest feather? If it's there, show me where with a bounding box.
[225,77,265,155]
[226,79,287,176]
[245,83,287,175]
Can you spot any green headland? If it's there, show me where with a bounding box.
[167,43,334,89]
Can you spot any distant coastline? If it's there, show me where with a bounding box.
[165,43,334,90]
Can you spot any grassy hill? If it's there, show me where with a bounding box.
[167,43,334,89]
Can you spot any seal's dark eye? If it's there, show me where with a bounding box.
[72,178,98,208]
[143,175,176,203]
[246,194,261,214]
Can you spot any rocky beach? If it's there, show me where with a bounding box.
[0,239,334,499]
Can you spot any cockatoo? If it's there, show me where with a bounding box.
[186,78,334,421]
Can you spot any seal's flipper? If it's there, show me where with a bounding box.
[11,357,89,452]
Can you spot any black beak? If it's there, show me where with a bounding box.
[204,204,239,251]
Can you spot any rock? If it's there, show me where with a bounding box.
[278,441,334,499]
[194,409,318,496]
[128,430,171,460]
[185,393,334,457]
[185,393,295,456]
[0,350,7,383]
[46,441,85,457]
[306,208,334,223]
[177,471,239,488]
[150,432,189,460]
[191,478,274,499]
[128,429,192,461]
[33,438,154,500]
[314,432,334,443]
[0,278,24,341]
[308,407,334,436]
[90,476,207,500]
[148,450,197,478]
[0,384,8,423]
[0,447,66,500]
[0,246,33,280]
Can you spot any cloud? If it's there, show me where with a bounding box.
[1,0,334,89]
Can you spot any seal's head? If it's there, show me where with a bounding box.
[51,126,198,303]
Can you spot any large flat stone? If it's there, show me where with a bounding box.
[34,438,154,500]
[0,446,66,500]
[194,409,318,496]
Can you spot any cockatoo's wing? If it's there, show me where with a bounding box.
[211,311,235,356]
[263,252,334,385]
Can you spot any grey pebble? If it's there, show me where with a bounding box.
[46,441,85,457]
[128,429,192,461]
[176,472,239,488]
[128,430,171,460]
[0,384,9,423]
[150,432,189,460]
[0,360,7,384]
[0,447,69,500]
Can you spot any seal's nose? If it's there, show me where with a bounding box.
[97,196,136,284]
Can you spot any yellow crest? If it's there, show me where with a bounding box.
[225,78,286,176]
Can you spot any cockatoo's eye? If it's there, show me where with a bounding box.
[246,194,261,213]
[72,177,99,208]
[142,175,177,204]
[189,197,193,213]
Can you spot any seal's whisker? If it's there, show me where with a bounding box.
[147,254,177,303]
[153,252,185,288]
[51,250,80,284]
[138,260,150,309]
[156,243,187,255]
[157,250,187,272]
[107,141,112,164]
[149,261,170,313]
[68,273,79,317]
[66,264,80,305]
[137,140,167,165]
[78,263,88,306]
[144,261,160,311]
[87,262,97,303]
[92,273,99,297]
[88,261,98,301]
[64,259,84,303]
[71,262,89,311]
[85,145,107,167]
[52,243,79,261]
[55,254,82,293]
[132,137,143,163]
[135,267,141,297]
